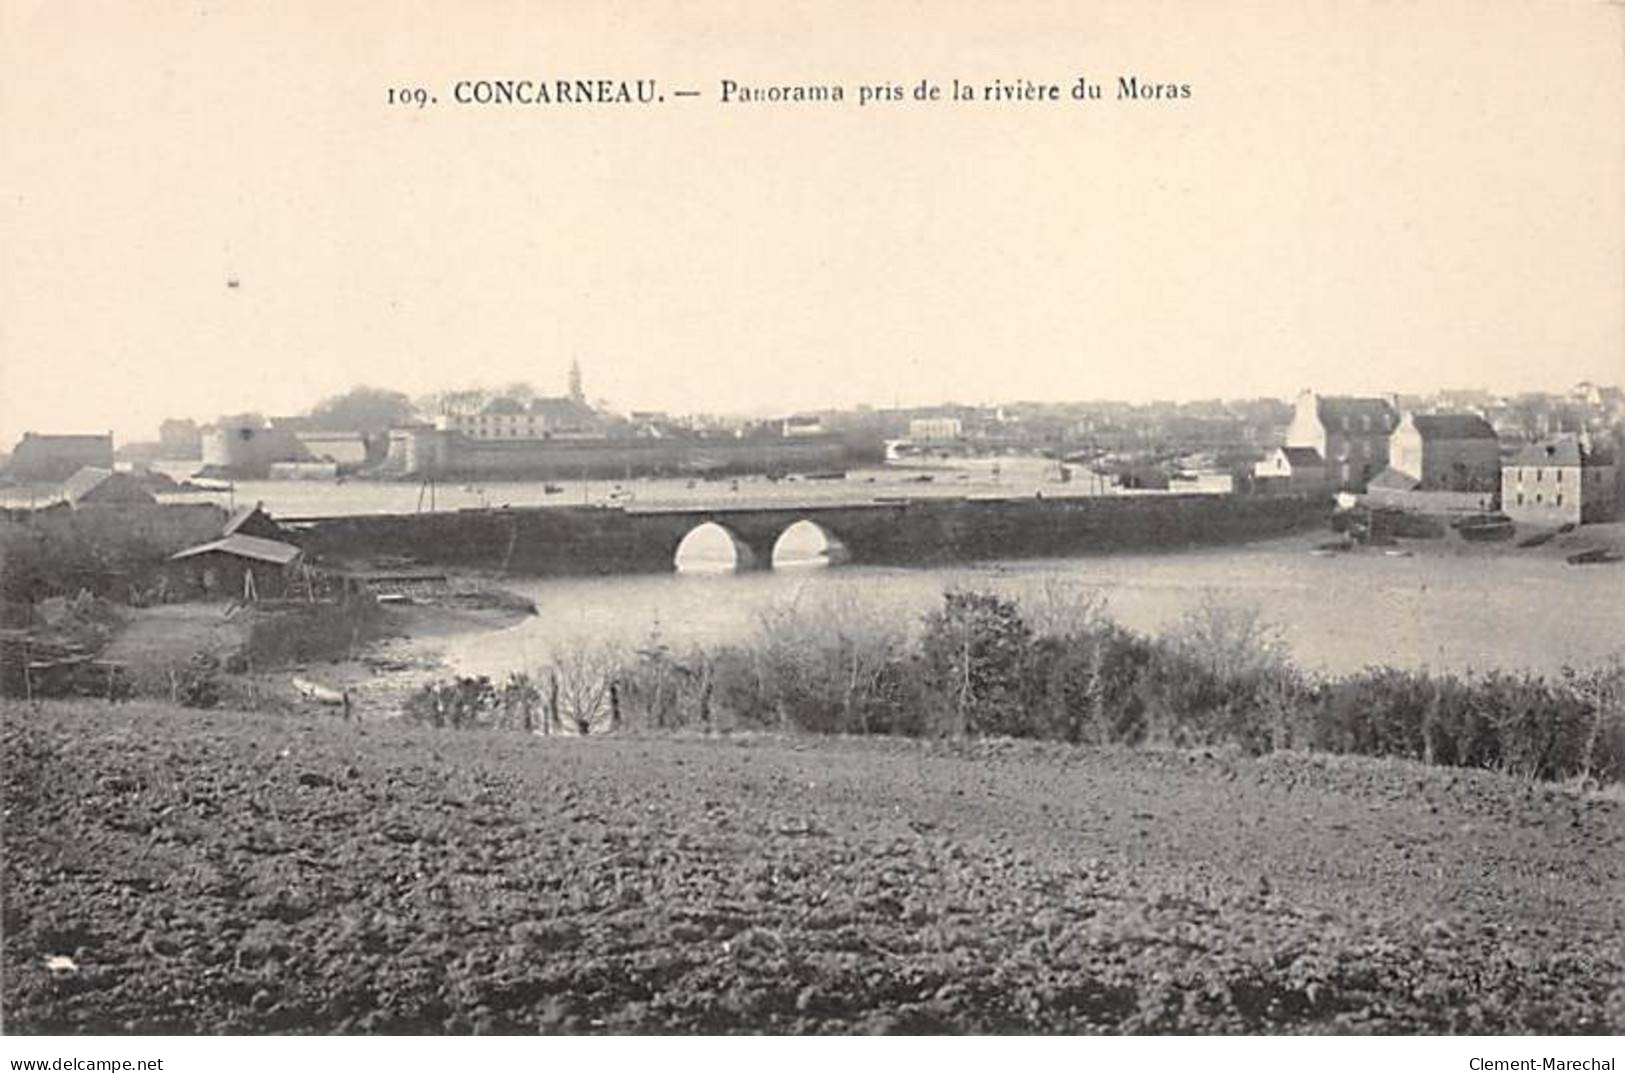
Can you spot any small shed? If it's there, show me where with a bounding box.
[169,533,304,601]
[59,466,158,508]
[1254,446,1326,492]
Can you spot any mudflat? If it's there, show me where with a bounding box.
[3,703,1621,1033]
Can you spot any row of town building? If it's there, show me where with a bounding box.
[1,423,372,483]
[1256,391,1619,526]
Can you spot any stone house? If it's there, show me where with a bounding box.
[1285,392,1398,491]
[5,433,114,482]
[1388,413,1500,491]
[1501,437,1617,526]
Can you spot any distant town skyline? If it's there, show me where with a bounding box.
[5,374,1623,451]
[3,2,1621,446]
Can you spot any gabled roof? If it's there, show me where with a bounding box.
[170,533,302,565]
[1278,446,1325,467]
[222,503,289,540]
[484,397,526,415]
[60,466,157,506]
[1410,414,1496,441]
[60,466,113,501]
[529,396,600,426]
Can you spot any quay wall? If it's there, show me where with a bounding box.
[291,492,1330,578]
[1361,487,1498,514]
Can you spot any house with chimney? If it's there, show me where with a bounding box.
[1501,436,1617,526]
[1387,413,1500,492]
[1284,391,1398,491]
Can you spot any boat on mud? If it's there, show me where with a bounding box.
[1565,547,1622,566]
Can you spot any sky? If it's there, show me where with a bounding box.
[1,0,1621,445]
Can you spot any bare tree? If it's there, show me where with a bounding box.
[540,640,624,735]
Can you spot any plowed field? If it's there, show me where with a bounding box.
[3,702,1621,1033]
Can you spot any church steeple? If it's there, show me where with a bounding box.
[567,359,584,404]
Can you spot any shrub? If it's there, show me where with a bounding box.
[1562,660,1625,784]
[402,676,499,729]
[1298,663,1625,784]
[396,584,1624,786]
[177,653,221,709]
[750,591,909,735]
[1018,622,1153,745]
[1142,597,1296,751]
[0,519,171,605]
[920,590,1032,737]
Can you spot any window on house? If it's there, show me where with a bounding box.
[1516,493,1524,506]
[1536,468,1542,481]
[1556,493,1563,507]
[1536,494,1542,504]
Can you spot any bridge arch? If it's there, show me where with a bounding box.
[673,521,758,573]
[771,518,851,569]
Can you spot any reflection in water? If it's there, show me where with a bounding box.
[674,522,752,573]
[772,519,846,569]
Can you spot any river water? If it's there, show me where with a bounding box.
[39,462,1622,678]
[438,536,1625,680]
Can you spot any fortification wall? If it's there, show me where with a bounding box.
[201,424,306,477]
[379,431,847,480]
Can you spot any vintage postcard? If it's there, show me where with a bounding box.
[1,0,1621,1059]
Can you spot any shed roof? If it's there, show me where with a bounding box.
[1279,446,1325,467]
[170,533,302,565]
[221,503,289,540]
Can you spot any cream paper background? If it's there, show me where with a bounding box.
[1,0,1620,442]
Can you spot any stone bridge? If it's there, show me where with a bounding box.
[289,493,1326,578]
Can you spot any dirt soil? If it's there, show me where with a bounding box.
[3,703,1622,1034]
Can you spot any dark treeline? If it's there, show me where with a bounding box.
[405,587,1625,786]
